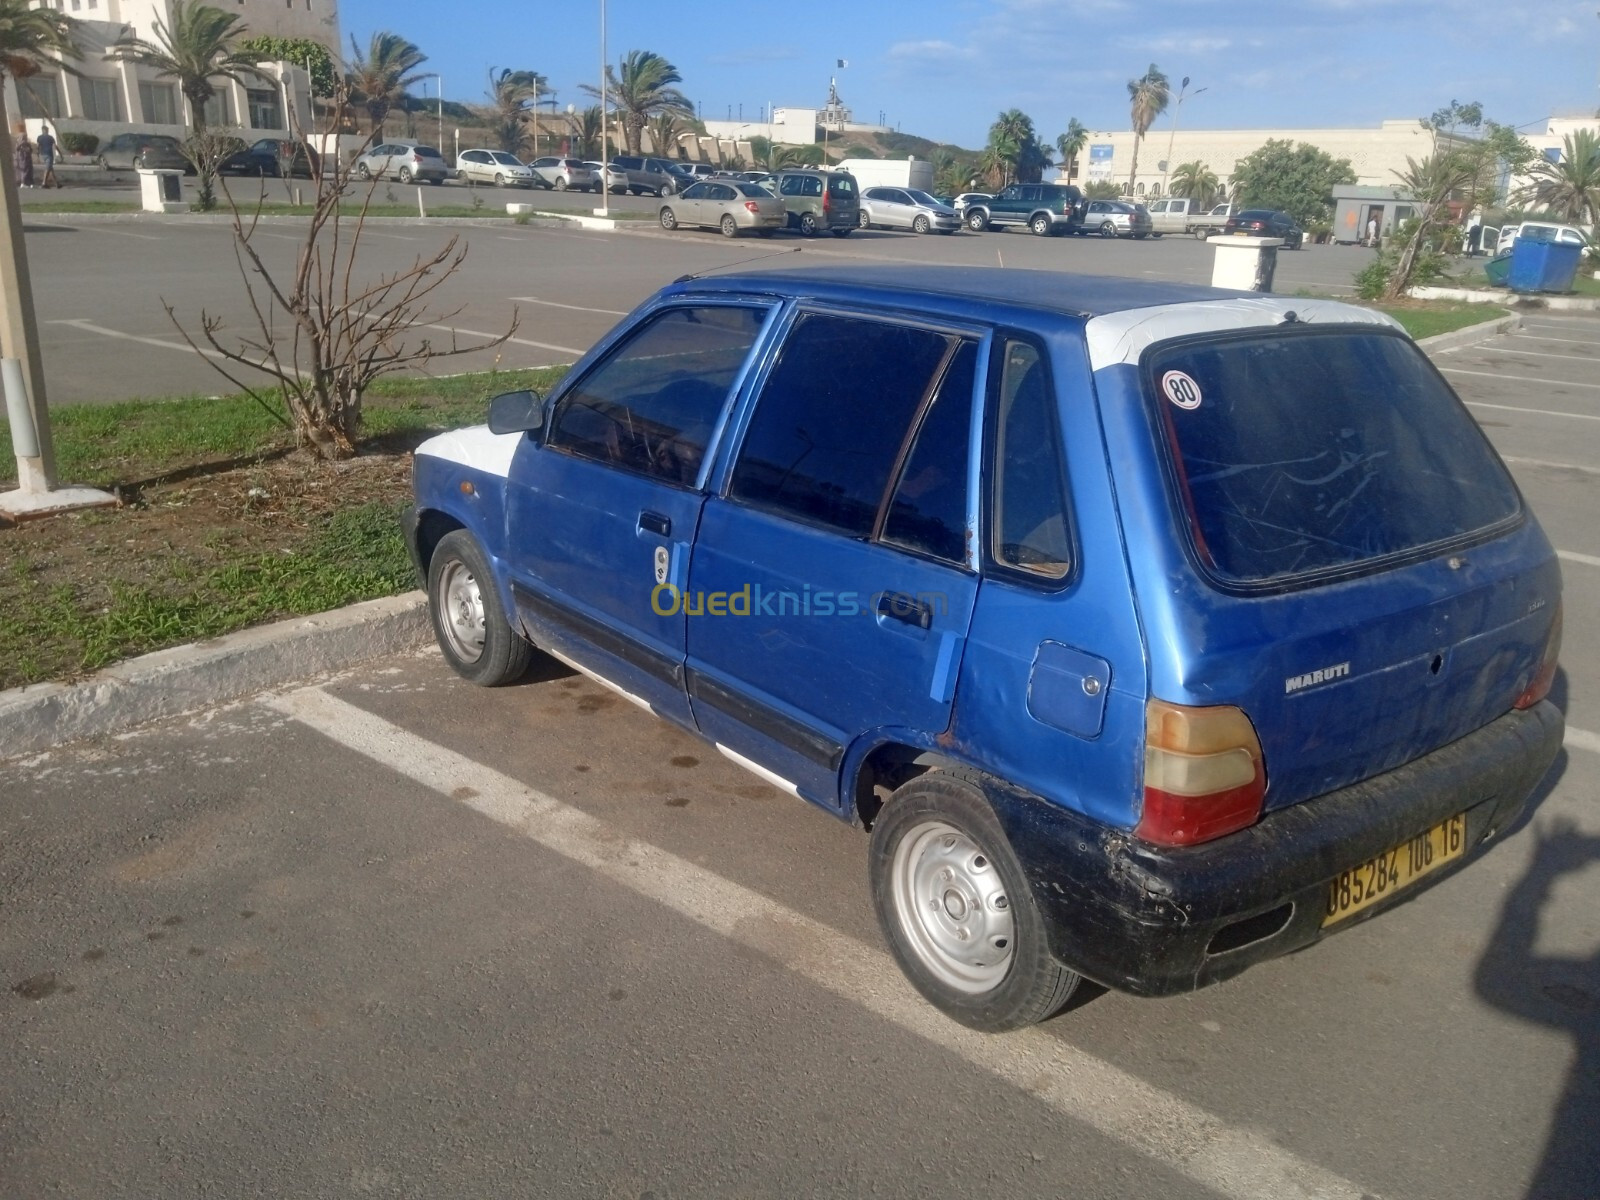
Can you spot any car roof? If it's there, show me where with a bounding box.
[669,264,1264,320]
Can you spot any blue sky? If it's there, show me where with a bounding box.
[338,0,1600,150]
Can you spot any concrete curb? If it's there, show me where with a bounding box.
[1410,285,1600,312]
[0,592,430,761]
[1415,311,1523,353]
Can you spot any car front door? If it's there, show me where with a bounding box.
[676,181,710,225]
[502,302,774,724]
[686,308,983,808]
[880,188,913,228]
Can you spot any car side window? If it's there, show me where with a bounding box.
[990,339,1072,581]
[881,340,978,566]
[547,305,768,486]
[682,182,708,199]
[729,313,956,538]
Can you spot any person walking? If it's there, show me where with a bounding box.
[1466,219,1482,257]
[1366,214,1379,248]
[13,130,35,189]
[36,124,57,189]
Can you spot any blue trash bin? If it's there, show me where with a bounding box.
[1508,232,1583,294]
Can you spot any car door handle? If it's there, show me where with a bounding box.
[876,591,932,631]
[638,511,671,537]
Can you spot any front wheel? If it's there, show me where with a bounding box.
[913,214,931,234]
[1030,214,1052,237]
[427,530,534,686]
[965,210,988,232]
[720,214,739,238]
[493,173,505,187]
[870,772,1080,1032]
[1099,221,1119,238]
[659,207,678,230]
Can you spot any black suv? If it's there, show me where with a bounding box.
[963,184,1086,236]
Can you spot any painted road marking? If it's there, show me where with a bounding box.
[264,684,1380,1200]
[48,318,225,359]
[1503,455,1600,476]
[353,310,585,357]
[510,295,629,316]
[1475,349,1600,365]
[1558,549,1600,568]
[1568,727,1600,756]
[68,225,163,241]
[1443,367,1600,391]
[1466,401,1600,423]
[1506,335,1599,347]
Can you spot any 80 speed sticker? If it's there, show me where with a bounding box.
[1161,370,1203,410]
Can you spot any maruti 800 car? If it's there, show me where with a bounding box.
[404,266,1564,1032]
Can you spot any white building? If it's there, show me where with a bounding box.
[9,0,341,145]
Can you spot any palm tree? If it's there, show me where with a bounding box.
[345,31,427,138]
[1055,118,1088,183]
[581,50,692,156]
[1125,63,1170,193]
[107,0,261,131]
[646,111,684,160]
[1518,130,1600,227]
[485,67,545,156]
[1170,160,1220,207]
[567,104,604,159]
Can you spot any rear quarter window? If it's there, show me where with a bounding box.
[1146,328,1521,587]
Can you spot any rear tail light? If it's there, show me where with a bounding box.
[1138,700,1266,846]
[744,201,761,214]
[1515,600,1562,709]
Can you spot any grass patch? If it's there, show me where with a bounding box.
[21,200,140,214]
[1367,301,1509,340]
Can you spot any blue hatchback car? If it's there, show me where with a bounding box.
[405,266,1564,1031]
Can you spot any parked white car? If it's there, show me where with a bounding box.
[1490,221,1590,253]
[583,160,629,194]
[454,148,536,188]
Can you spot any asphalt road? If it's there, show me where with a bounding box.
[3,214,1597,1198]
[21,198,1375,407]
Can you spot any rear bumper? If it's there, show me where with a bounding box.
[987,701,1564,997]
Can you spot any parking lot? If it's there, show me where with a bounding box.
[3,214,1597,1198]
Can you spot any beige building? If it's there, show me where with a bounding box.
[9,0,341,144]
[1075,118,1467,198]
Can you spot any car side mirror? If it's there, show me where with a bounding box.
[487,389,544,435]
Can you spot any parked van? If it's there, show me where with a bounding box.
[407,266,1564,1032]
[773,169,860,237]
[1147,197,1236,239]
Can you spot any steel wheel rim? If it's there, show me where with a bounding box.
[890,820,1014,994]
[437,558,487,664]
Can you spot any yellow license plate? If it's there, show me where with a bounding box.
[1322,813,1467,927]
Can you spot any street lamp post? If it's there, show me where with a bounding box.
[1161,77,1206,198]
[597,0,609,216]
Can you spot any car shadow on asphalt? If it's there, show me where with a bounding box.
[1472,733,1598,1198]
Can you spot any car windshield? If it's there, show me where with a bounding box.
[490,152,521,166]
[905,190,942,206]
[1146,329,1521,585]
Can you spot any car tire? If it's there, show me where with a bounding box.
[494,173,505,187]
[427,530,534,687]
[398,166,414,184]
[429,178,442,186]
[858,209,871,230]
[831,227,852,237]
[913,214,931,234]
[554,176,568,191]
[1134,232,1149,239]
[355,162,370,180]
[659,207,678,230]
[455,169,467,182]
[720,214,740,238]
[1030,214,1052,237]
[869,771,1081,1032]
[1151,232,1163,239]
[1099,221,1119,238]
[965,210,988,232]
[1194,228,1210,241]
[799,212,820,237]
[660,180,675,196]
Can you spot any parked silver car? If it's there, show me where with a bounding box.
[858,186,961,234]
[583,160,629,193]
[657,180,784,237]
[454,148,535,188]
[351,142,449,185]
[527,156,595,191]
[1079,200,1154,239]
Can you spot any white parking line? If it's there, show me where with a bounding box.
[264,684,1378,1200]
[1502,456,1600,476]
[1568,727,1600,756]
[1506,335,1599,347]
[70,224,162,241]
[1558,549,1600,568]
[47,317,224,359]
[1466,400,1600,423]
[1476,348,1600,364]
[510,295,628,316]
[1443,367,1600,391]
[397,317,584,357]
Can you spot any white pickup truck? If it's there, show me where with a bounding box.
[1147,198,1236,239]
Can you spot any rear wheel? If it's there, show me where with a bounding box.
[1193,228,1210,241]
[554,176,569,191]
[355,162,370,180]
[913,214,931,234]
[869,772,1080,1032]
[397,166,413,183]
[1133,231,1149,239]
[799,211,820,237]
[858,209,871,230]
[831,227,852,237]
[427,530,533,687]
[966,209,988,232]
[659,207,678,230]
[1029,214,1052,236]
[720,214,739,238]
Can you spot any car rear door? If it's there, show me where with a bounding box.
[686,307,984,809]
[503,301,776,725]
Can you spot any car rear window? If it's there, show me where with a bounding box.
[415,147,443,159]
[1146,329,1521,586]
[827,176,856,198]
